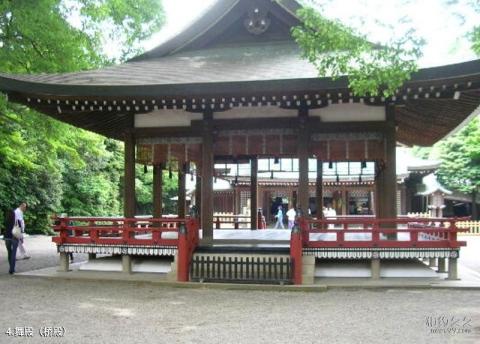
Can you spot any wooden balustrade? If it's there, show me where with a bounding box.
[52,217,186,247]
[297,217,469,249]
[213,214,251,229]
[52,216,200,282]
[457,220,480,235]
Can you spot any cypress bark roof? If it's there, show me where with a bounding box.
[0,0,479,146]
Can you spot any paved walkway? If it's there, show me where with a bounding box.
[0,235,87,277]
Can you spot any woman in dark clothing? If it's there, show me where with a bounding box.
[3,209,18,274]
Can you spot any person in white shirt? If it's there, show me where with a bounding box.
[15,202,30,260]
[326,204,337,229]
[286,207,296,230]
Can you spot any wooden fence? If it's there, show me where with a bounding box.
[407,212,479,235]
[456,221,480,235]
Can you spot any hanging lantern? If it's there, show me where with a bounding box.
[168,166,173,179]
[336,174,340,183]
[361,160,367,169]
[329,161,333,169]
[274,156,279,164]
[143,165,148,174]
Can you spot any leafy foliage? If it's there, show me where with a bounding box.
[473,25,480,54]
[75,0,165,59]
[135,168,179,215]
[0,0,165,233]
[291,6,424,96]
[436,117,480,218]
[469,0,480,55]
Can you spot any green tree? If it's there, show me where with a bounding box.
[471,4,480,55]
[436,117,480,219]
[0,0,164,233]
[291,5,424,96]
[135,167,180,216]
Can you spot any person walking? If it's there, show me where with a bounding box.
[15,202,30,260]
[274,205,285,229]
[286,206,296,230]
[3,208,19,274]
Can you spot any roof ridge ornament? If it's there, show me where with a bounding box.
[244,7,270,35]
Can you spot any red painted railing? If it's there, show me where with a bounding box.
[298,216,469,249]
[52,217,186,246]
[52,216,200,282]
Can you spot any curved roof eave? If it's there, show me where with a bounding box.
[0,73,350,98]
[0,59,479,98]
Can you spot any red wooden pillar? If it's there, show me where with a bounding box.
[177,223,189,282]
[257,209,265,229]
[290,223,303,285]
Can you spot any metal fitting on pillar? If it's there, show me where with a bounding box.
[179,223,187,235]
[296,208,303,218]
[291,223,301,234]
[188,205,198,219]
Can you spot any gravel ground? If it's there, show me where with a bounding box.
[1,235,480,343]
[0,278,479,344]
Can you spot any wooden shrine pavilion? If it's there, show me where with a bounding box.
[1,0,479,283]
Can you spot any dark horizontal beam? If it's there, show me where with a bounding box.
[142,118,388,137]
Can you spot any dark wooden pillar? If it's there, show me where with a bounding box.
[124,132,136,218]
[376,162,384,216]
[384,104,397,218]
[201,111,214,243]
[195,172,201,218]
[233,188,237,215]
[298,108,310,215]
[178,166,186,218]
[250,157,258,229]
[153,164,163,218]
[316,159,323,218]
[378,104,397,239]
